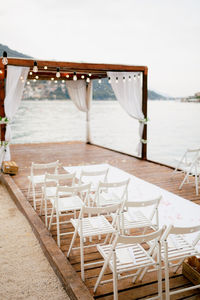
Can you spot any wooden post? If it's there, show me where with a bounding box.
[141,68,148,160]
[0,64,6,142]
[86,82,92,144]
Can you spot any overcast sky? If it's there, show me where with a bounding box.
[0,0,200,97]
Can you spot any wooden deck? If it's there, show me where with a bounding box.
[2,141,200,299]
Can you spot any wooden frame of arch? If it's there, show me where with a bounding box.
[0,57,148,159]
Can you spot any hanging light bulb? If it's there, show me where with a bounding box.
[128,75,131,82]
[134,75,136,80]
[33,61,38,73]
[56,67,60,78]
[55,80,58,83]
[27,81,30,85]
[89,73,92,77]
[21,79,25,83]
[35,75,39,79]
[44,66,48,70]
[123,76,126,83]
[73,72,77,81]
[0,70,2,74]
[62,80,65,83]
[66,74,69,78]
[51,77,54,81]
[20,76,23,80]
[33,79,36,82]
[2,51,8,65]
[29,71,33,75]
[138,73,140,78]
[108,77,111,84]
[98,77,102,84]
[116,77,118,83]
[81,75,85,79]
[86,77,90,83]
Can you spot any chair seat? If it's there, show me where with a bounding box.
[96,191,122,206]
[42,186,71,198]
[71,215,116,238]
[50,195,84,212]
[161,235,200,260]
[28,175,45,184]
[97,243,155,273]
[112,210,154,230]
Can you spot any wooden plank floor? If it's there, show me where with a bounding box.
[8,141,200,299]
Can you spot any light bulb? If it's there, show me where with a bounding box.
[29,71,33,75]
[44,66,48,70]
[51,77,54,81]
[86,77,90,83]
[27,81,30,85]
[73,72,77,81]
[89,73,92,77]
[128,76,131,82]
[33,79,36,82]
[55,80,57,83]
[138,73,140,78]
[20,76,23,80]
[0,70,2,74]
[33,61,38,73]
[66,74,69,78]
[81,75,85,79]
[98,78,102,84]
[56,67,60,78]
[123,76,126,83]
[62,80,65,83]
[108,77,111,84]
[21,79,25,83]
[36,75,39,79]
[2,51,8,65]
[116,77,118,83]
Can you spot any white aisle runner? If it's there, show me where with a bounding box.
[64,163,200,249]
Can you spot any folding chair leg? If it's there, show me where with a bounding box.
[113,250,118,300]
[56,210,60,247]
[94,249,113,292]
[195,173,199,195]
[44,197,48,227]
[164,242,170,300]
[39,194,44,216]
[179,172,190,190]
[32,184,36,210]
[67,227,78,257]
[48,204,55,230]
[157,242,162,299]
[80,236,85,281]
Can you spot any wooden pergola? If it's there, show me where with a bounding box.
[0,57,148,159]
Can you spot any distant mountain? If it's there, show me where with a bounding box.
[0,43,31,58]
[0,43,167,100]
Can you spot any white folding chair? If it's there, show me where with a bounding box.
[48,183,91,248]
[179,156,200,195]
[67,203,122,281]
[40,172,76,227]
[92,179,130,207]
[27,160,60,210]
[94,227,165,300]
[162,224,200,300]
[78,168,109,192]
[173,147,200,176]
[119,196,162,234]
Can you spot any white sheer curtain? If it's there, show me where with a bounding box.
[107,71,146,156]
[66,80,93,142]
[0,66,29,164]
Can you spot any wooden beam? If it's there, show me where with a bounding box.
[0,65,6,141]
[141,69,148,160]
[4,57,147,73]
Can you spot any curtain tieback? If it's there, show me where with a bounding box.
[141,139,148,144]
[138,117,149,124]
[0,117,10,124]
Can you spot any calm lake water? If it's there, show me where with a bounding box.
[12,100,200,167]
